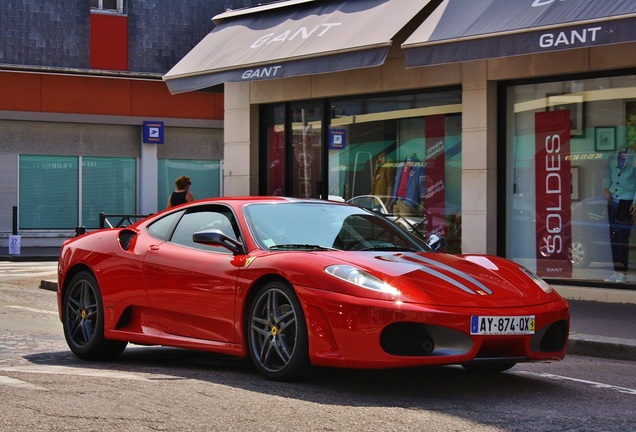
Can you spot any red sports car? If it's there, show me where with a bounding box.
[57,197,569,381]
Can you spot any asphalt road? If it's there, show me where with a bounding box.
[1,262,634,431]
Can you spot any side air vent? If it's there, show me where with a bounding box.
[118,230,137,251]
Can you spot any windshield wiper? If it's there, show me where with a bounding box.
[268,244,336,251]
[360,244,418,252]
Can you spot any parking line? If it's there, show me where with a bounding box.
[0,365,152,381]
[0,375,48,390]
[5,306,57,315]
[516,371,636,396]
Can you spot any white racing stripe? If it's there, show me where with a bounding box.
[381,253,484,295]
[516,371,636,396]
[5,305,58,315]
[406,254,494,294]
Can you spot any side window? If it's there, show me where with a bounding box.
[170,206,240,253]
[147,210,184,241]
[90,0,126,14]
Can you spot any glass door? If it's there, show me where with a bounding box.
[291,102,323,198]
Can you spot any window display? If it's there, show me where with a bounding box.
[506,74,636,283]
[262,90,463,252]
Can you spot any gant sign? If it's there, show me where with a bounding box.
[242,66,282,79]
[539,26,602,48]
[250,22,342,49]
[400,0,636,68]
[241,21,344,81]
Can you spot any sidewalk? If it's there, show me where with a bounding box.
[561,292,636,362]
[1,247,60,262]
[554,286,636,361]
[5,247,636,362]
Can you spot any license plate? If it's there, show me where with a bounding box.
[470,315,535,335]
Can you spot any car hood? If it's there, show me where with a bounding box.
[326,251,555,308]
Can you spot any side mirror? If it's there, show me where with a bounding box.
[193,229,245,255]
[426,234,448,252]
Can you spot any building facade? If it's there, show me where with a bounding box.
[0,0,261,251]
[165,0,636,287]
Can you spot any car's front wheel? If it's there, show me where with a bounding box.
[63,271,127,360]
[247,280,310,381]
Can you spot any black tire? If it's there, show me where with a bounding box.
[247,280,311,381]
[62,271,127,360]
[462,362,517,373]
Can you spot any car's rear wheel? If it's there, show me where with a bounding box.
[63,271,127,360]
[247,280,310,381]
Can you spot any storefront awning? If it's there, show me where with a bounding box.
[403,0,636,67]
[163,0,435,94]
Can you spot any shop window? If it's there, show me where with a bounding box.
[505,74,636,284]
[261,90,463,252]
[19,155,79,229]
[263,105,286,196]
[82,157,136,229]
[18,155,137,230]
[328,92,462,253]
[158,159,222,212]
[90,0,126,14]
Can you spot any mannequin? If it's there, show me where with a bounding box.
[392,154,424,216]
[371,152,395,198]
[603,142,636,283]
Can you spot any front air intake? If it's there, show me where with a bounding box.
[539,320,569,352]
[380,322,435,356]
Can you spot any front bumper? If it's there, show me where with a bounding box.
[296,286,569,369]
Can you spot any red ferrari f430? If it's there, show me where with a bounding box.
[57,197,569,381]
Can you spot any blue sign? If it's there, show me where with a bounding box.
[329,128,346,149]
[143,121,164,144]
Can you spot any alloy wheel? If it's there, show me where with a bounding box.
[248,282,310,380]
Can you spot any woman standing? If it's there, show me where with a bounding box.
[166,175,194,208]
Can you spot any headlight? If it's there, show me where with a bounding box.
[324,265,400,296]
[520,266,553,293]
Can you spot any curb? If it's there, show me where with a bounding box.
[567,333,636,362]
[553,285,636,304]
[1,255,58,262]
[40,279,57,292]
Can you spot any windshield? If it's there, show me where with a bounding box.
[243,201,430,252]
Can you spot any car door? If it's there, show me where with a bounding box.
[143,204,243,343]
